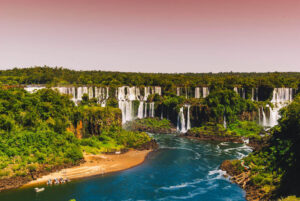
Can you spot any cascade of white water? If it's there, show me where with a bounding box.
[195,87,200,98]
[76,87,82,101]
[185,87,188,98]
[118,100,134,124]
[94,87,109,106]
[88,87,93,99]
[223,115,227,129]
[176,87,180,96]
[234,87,238,93]
[177,107,187,133]
[154,86,162,95]
[149,102,155,117]
[242,88,245,99]
[127,87,136,101]
[271,88,293,103]
[144,103,148,118]
[259,88,293,128]
[187,105,191,130]
[255,88,258,101]
[261,107,267,127]
[24,86,45,93]
[137,101,144,119]
[203,87,209,98]
[117,86,126,101]
[252,88,259,101]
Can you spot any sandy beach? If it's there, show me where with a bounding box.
[23,150,151,188]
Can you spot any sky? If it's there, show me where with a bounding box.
[0,0,299,73]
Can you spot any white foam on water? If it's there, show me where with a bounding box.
[207,169,227,180]
[158,188,207,200]
[159,147,201,159]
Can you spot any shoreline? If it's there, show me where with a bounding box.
[22,150,152,188]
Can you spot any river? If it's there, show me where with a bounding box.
[0,134,252,201]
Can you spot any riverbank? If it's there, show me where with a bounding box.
[220,160,268,201]
[22,150,152,188]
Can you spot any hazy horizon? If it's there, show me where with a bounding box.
[1,66,300,74]
[1,0,300,73]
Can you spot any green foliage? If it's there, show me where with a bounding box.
[133,118,172,130]
[80,106,122,137]
[81,129,151,154]
[0,130,82,178]
[0,67,299,89]
[227,120,263,138]
[205,89,257,123]
[189,121,262,138]
[231,94,300,198]
[279,196,300,201]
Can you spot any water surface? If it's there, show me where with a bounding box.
[0,134,251,201]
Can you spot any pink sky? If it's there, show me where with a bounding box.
[0,0,299,72]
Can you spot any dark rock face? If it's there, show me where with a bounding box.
[248,136,270,151]
[137,139,159,150]
[220,160,241,176]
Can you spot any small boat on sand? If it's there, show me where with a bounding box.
[34,187,45,192]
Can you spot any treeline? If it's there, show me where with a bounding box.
[0,66,299,88]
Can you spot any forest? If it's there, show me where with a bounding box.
[0,87,151,180]
[222,94,300,200]
[0,66,299,89]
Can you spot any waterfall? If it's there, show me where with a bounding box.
[203,87,209,98]
[185,87,188,98]
[149,102,155,117]
[261,107,267,127]
[251,88,258,101]
[234,87,238,93]
[115,86,161,123]
[177,106,191,133]
[195,87,200,98]
[144,103,148,118]
[177,107,187,133]
[94,87,109,106]
[137,101,144,119]
[176,87,180,96]
[154,86,162,95]
[258,88,294,128]
[234,87,245,99]
[24,85,45,93]
[223,115,227,129]
[187,105,191,130]
[88,87,93,99]
[271,88,293,103]
[144,87,151,101]
[118,100,134,124]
